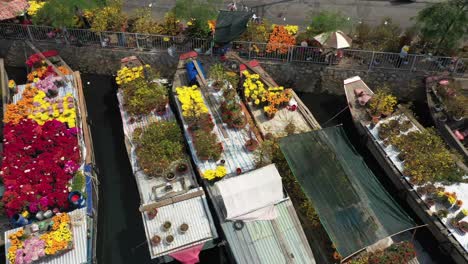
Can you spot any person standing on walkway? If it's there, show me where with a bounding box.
[396,45,409,68]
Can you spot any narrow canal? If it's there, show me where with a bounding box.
[298,91,451,264]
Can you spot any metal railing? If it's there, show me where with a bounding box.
[1,23,466,76]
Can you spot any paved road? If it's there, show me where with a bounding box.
[123,0,437,29]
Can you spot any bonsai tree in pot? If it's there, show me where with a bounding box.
[368,88,397,121]
[209,63,226,91]
[244,129,259,152]
[192,130,223,161]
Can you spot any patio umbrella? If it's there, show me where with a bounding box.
[313,31,352,49]
[0,0,29,21]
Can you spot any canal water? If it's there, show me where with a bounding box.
[4,66,449,263]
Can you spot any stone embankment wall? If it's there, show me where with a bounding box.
[1,40,427,100]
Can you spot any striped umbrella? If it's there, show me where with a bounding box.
[313,30,352,49]
[0,0,29,21]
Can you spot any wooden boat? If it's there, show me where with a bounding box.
[425,76,468,163]
[344,76,468,264]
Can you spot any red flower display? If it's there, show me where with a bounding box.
[0,119,80,217]
[25,50,59,67]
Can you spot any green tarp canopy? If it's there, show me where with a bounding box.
[214,10,252,44]
[279,126,416,259]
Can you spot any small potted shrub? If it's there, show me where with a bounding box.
[436,209,449,219]
[455,209,468,221]
[165,172,176,181]
[176,162,189,174]
[454,200,464,211]
[425,184,437,197]
[165,235,174,245]
[151,235,161,246]
[162,221,172,231]
[367,88,397,119]
[459,221,468,233]
[209,63,225,91]
[244,130,259,152]
[147,208,158,220]
[179,223,189,234]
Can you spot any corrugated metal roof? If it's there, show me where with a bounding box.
[221,198,315,264]
[4,208,88,264]
[142,188,218,259]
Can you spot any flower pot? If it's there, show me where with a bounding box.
[176,162,189,174]
[147,208,158,220]
[438,115,448,122]
[416,186,427,196]
[371,115,380,124]
[245,139,259,152]
[43,210,54,219]
[434,104,443,112]
[455,211,468,221]
[460,221,468,233]
[68,191,85,208]
[425,197,435,207]
[162,221,172,231]
[236,168,242,175]
[179,223,189,234]
[453,115,464,122]
[151,235,161,246]
[397,153,406,162]
[35,211,44,221]
[12,214,29,227]
[165,235,174,245]
[264,112,275,119]
[450,218,460,228]
[165,172,176,181]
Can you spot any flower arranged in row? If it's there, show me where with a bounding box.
[29,91,77,127]
[1,119,81,217]
[115,65,150,85]
[176,85,209,119]
[202,166,227,181]
[243,71,266,103]
[26,65,70,83]
[7,213,73,264]
[271,24,299,36]
[4,86,38,124]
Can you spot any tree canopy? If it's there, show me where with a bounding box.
[307,11,349,35]
[415,0,468,54]
[32,0,103,28]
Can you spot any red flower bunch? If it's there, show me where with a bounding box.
[25,50,59,67]
[1,119,81,217]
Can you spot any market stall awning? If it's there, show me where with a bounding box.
[0,0,28,21]
[214,164,283,221]
[313,30,352,49]
[279,126,416,259]
[214,10,252,44]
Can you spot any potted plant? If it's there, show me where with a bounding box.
[165,235,174,245]
[209,63,225,91]
[192,130,223,161]
[438,114,448,122]
[425,197,435,207]
[176,161,189,174]
[147,208,158,220]
[165,172,176,181]
[397,152,406,162]
[425,184,437,197]
[151,235,161,246]
[367,88,397,119]
[436,209,449,219]
[244,130,259,152]
[455,209,468,221]
[416,186,427,196]
[179,223,189,234]
[162,221,172,231]
[460,221,468,233]
[446,97,466,121]
[454,200,464,211]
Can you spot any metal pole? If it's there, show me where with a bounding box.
[452,58,461,75]
[368,51,375,71]
[288,46,294,63]
[135,33,140,50]
[410,55,417,72]
[248,42,252,60]
[26,25,34,41]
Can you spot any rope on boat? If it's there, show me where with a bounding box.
[321,105,349,127]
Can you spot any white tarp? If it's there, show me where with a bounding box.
[215,164,283,222]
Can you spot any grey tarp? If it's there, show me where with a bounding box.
[214,10,252,44]
[279,126,416,259]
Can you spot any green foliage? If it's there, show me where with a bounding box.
[90,0,128,32]
[173,0,221,37]
[353,18,401,52]
[209,63,225,83]
[135,121,184,176]
[123,78,167,116]
[239,20,272,43]
[391,128,464,184]
[415,0,468,54]
[130,10,183,35]
[32,0,101,28]
[307,11,349,35]
[192,130,222,160]
[71,171,86,192]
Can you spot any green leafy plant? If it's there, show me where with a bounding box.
[90,0,128,32]
[71,171,86,192]
[209,63,225,88]
[122,78,168,116]
[192,130,222,161]
[306,11,349,35]
[174,0,221,38]
[135,122,184,176]
[368,87,397,117]
[33,0,102,28]
[130,10,183,35]
[415,0,468,54]
[239,20,272,43]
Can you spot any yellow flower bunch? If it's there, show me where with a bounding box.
[202,165,227,180]
[163,37,170,42]
[242,70,266,104]
[29,92,77,127]
[7,229,24,264]
[176,85,209,118]
[41,213,72,255]
[28,1,46,16]
[284,25,299,35]
[116,65,150,85]
[8,80,16,89]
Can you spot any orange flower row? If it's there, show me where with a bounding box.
[4,86,38,124]
[266,25,296,54]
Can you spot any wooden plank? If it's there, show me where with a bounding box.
[192,59,207,86]
[139,190,205,212]
[73,72,94,164]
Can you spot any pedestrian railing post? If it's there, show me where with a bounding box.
[452,59,461,76]
[248,42,252,60]
[98,32,103,47]
[368,51,375,71]
[135,33,140,49]
[288,46,294,63]
[410,55,417,72]
[26,25,34,41]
